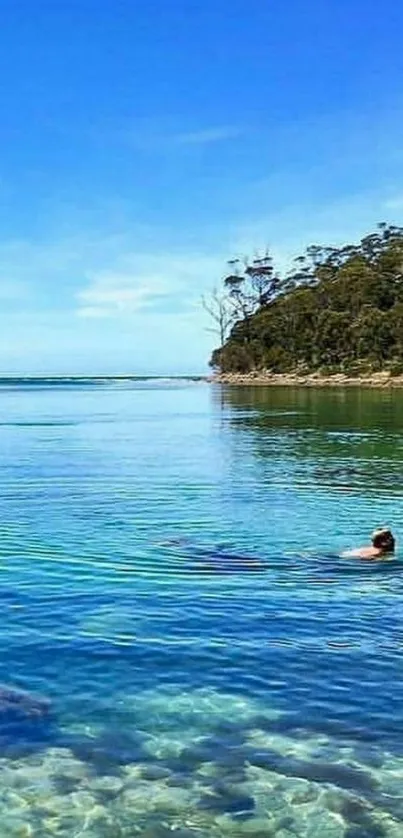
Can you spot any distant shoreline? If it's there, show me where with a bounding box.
[208,371,403,388]
[0,375,206,384]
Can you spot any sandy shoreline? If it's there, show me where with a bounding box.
[208,371,403,388]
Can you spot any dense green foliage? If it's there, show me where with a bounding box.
[210,224,403,375]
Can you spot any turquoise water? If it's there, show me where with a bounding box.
[0,379,403,837]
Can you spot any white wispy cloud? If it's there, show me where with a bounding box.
[124,120,242,151]
[75,252,224,319]
[77,273,175,318]
[170,126,242,146]
[382,195,403,211]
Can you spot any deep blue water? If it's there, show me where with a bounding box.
[1,379,403,836]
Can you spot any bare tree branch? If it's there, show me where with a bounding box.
[201,288,234,347]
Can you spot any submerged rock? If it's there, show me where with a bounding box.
[307,809,346,838]
[198,781,255,818]
[246,748,378,794]
[0,685,54,759]
[261,712,379,745]
[86,774,124,797]
[120,781,194,817]
[140,764,172,781]
[238,816,276,836]
[66,728,144,773]
[353,745,384,770]
[344,826,385,838]
[295,759,378,793]
[140,827,200,838]
[165,772,194,788]
[0,685,51,719]
[52,773,80,795]
[283,778,318,804]
[322,788,371,816]
[172,737,249,779]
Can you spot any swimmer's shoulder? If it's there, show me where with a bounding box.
[340,546,382,560]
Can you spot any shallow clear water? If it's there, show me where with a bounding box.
[1,379,403,837]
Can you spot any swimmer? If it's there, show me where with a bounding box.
[341,528,395,560]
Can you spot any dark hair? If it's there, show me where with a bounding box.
[372,528,395,552]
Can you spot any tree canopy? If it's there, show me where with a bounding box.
[209,224,403,375]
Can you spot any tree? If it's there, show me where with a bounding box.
[223,251,281,321]
[209,223,403,375]
[223,259,253,323]
[201,288,234,348]
[244,251,281,306]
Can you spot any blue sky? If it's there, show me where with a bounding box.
[1,0,403,373]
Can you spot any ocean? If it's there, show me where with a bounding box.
[0,377,402,837]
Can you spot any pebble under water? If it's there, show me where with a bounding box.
[0,378,402,837]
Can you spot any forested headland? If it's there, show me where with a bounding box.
[207,224,403,376]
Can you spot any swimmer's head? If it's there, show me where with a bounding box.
[371,528,395,553]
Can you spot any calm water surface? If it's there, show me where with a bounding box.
[0,379,403,837]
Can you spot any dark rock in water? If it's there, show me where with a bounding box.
[296,759,378,793]
[167,737,247,777]
[0,684,54,759]
[341,797,373,821]
[199,782,255,818]
[193,734,249,772]
[181,743,212,765]
[246,749,285,772]
[166,744,212,774]
[214,750,249,771]
[67,728,144,774]
[67,739,121,776]
[141,827,200,838]
[276,815,295,831]
[353,745,384,769]
[173,737,248,773]
[345,826,386,838]
[246,748,377,794]
[344,818,387,838]
[216,768,248,786]
[371,791,403,825]
[164,756,192,776]
[336,795,384,837]
[53,774,80,795]
[214,718,249,736]
[204,730,246,750]
[329,795,370,820]
[259,712,379,745]
[140,764,172,781]
[168,831,201,838]
[165,772,193,788]
[0,733,53,759]
[0,684,51,719]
